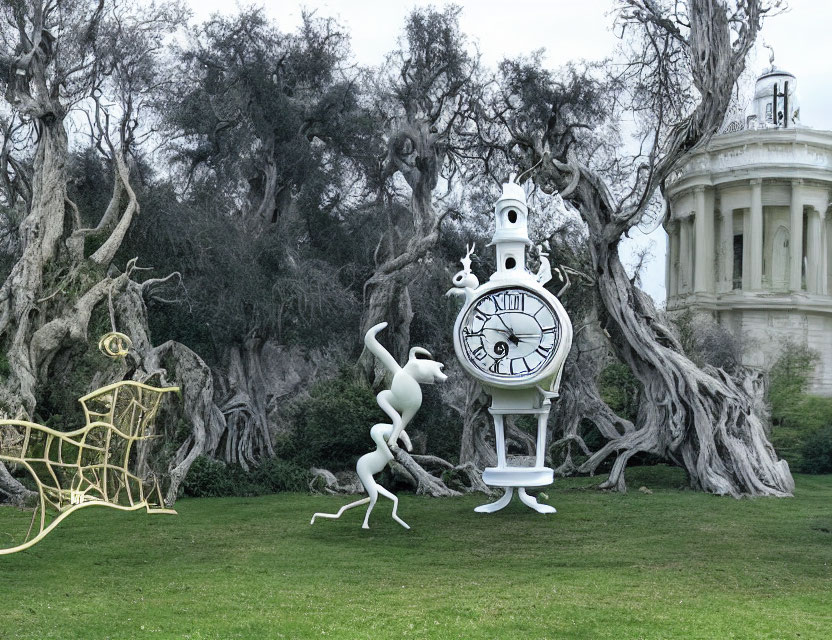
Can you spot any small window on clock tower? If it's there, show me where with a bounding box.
[505,257,516,269]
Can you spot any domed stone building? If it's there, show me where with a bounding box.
[664,59,832,394]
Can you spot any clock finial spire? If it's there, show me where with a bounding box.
[490,174,531,279]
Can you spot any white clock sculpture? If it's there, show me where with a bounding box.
[448,176,573,514]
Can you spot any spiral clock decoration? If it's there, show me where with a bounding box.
[98,332,132,359]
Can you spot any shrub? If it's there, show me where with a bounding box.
[596,361,669,468]
[285,366,464,473]
[407,384,462,463]
[768,342,832,471]
[800,426,832,474]
[769,344,821,424]
[288,370,381,471]
[247,457,310,493]
[182,455,310,498]
[673,309,741,373]
[182,456,236,497]
[598,362,640,423]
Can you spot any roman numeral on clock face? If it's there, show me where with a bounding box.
[510,357,531,374]
[504,292,522,311]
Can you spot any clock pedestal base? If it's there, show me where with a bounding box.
[475,403,557,514]
[475,487,556,514]
[517,488,556,513]
[474,488,514,513]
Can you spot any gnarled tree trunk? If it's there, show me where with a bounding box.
[217,338,276,470]
[589,244,792,495]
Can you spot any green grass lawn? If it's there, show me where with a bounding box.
[1,466,831,639]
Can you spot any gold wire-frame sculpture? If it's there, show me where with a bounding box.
[0,378,179,554]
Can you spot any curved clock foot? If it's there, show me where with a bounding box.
[518,488,556,514]
[474,487,514,513]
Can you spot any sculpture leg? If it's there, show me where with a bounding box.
[517,488,556,514]
[310,497,371,524]
[474,487,514,513]
[361,484,379,529]
[376,485,410,530]
[376,390,404,447]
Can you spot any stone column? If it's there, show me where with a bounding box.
[720,207,734,292]
[822,212,829,295]
[750,179,763,290]
[790,179,804,291]
[668,221,679,298]
[742,209,751,289]
[679,216,691,293]
[807,208,822,294]
[693,186,713,293]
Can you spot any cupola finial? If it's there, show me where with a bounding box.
[764,42,775,69]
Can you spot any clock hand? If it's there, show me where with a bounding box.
[494,314,513,332]
[483,326,515,340]
[491,314,525,343]
[486,324,520,346]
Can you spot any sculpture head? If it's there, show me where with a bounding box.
[405,347,448,385]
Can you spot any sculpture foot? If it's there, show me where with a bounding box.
[474,487,514,513]
[518,488,556,513]
[311,497,371,525]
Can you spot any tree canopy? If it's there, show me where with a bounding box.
[0,0,796,504]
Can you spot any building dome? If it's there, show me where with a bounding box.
[749,53,800,128]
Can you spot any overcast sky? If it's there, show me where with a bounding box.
[185,0,832,303]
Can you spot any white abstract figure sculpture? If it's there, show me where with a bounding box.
[534,242,552,286]
[447,243,480,299]
[448,176,573,514]
[311,322,447,529]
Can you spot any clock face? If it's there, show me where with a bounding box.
[459,287,561,381]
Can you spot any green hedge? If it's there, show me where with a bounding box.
[768,343,832,473]
[182,456,310,498]
[800,426,832,474]
[288,371,381,471]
